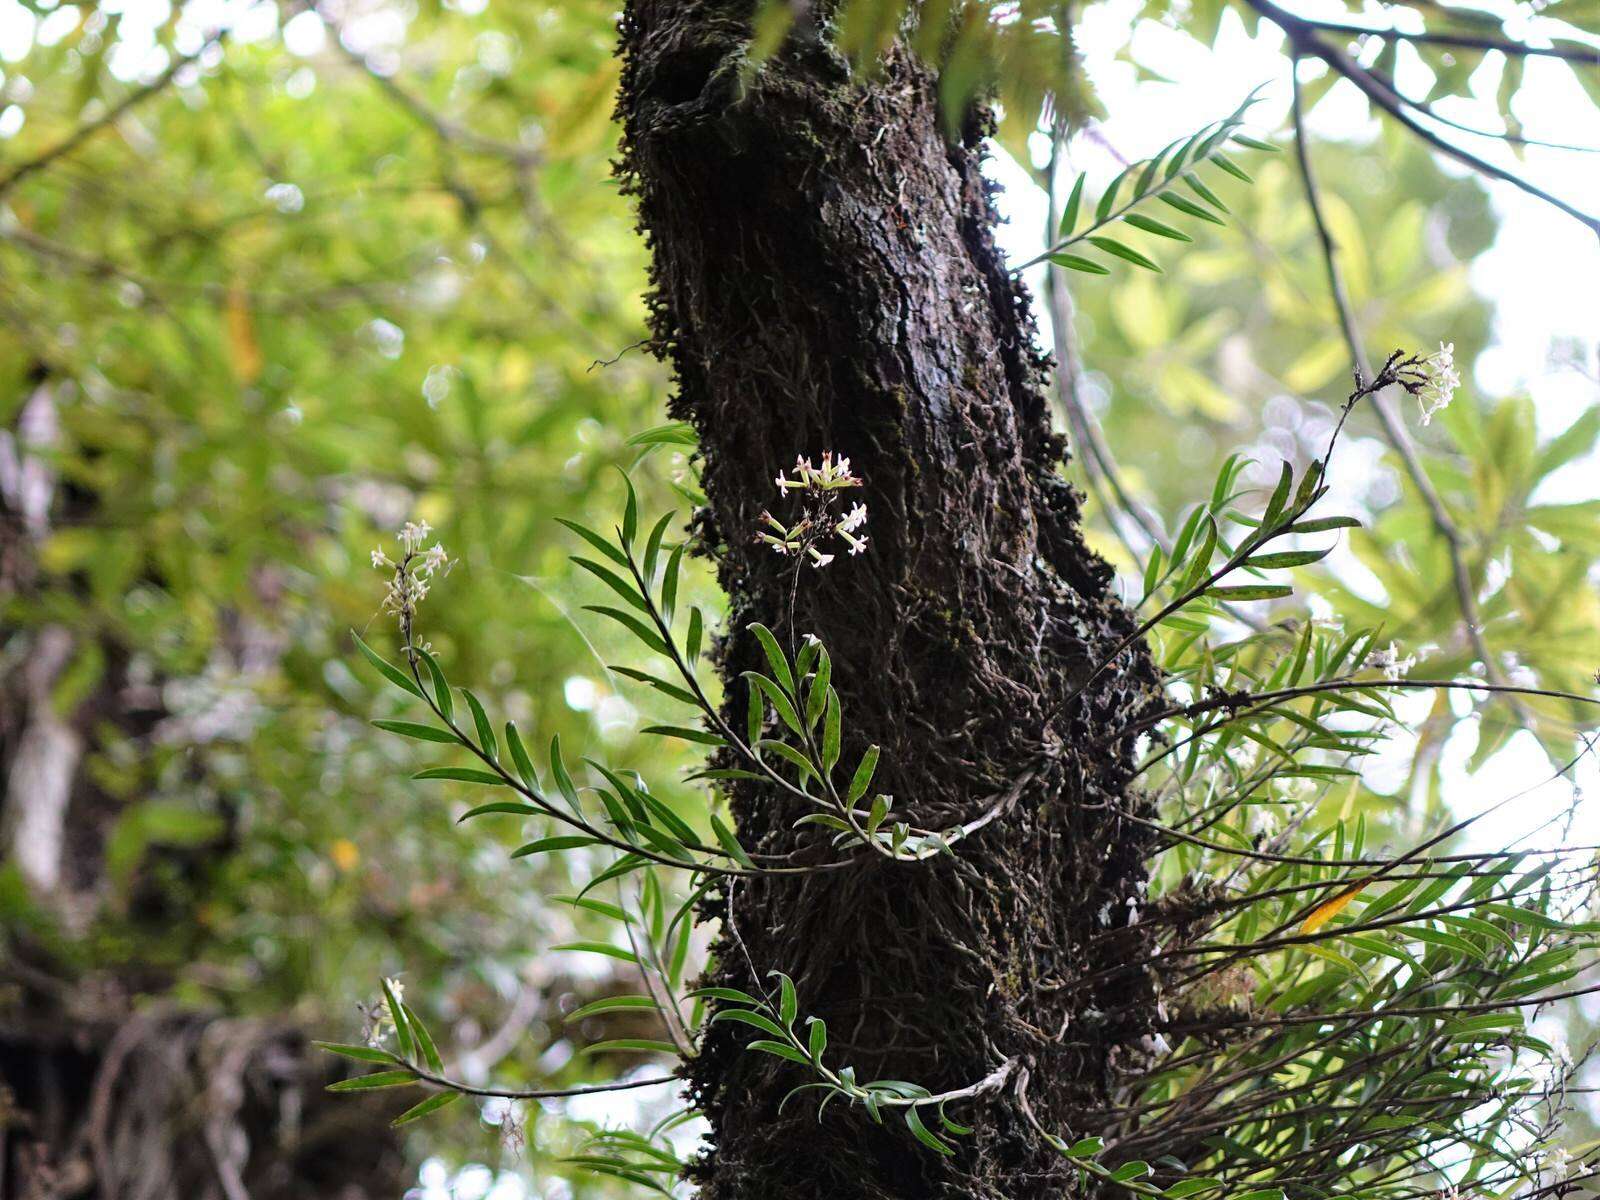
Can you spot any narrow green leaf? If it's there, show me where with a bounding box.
[584,1038,679,1056]
[583,605,669,655]
[642,724,727,747]
[511,835,603,858]
[316,1042,397,1065]
[1049,253,1110,275]
[748,1039,811,1065]
[372,720,458,744]
[744,672,803,734]
[351,631,426,699]
[1290,515,1361,534]
[775,972,798,1028]
[565,995,659,1022]
[1212,152,1253,182]
[1185,173,1229,212]
[846,745,880,805]
[416,648,453,721]
[620,470,639,546]
[748,624,795,694]
[1247,548,1331,569]
[711,813,755,869]
[327,1070,417,1092]
[689,986,763,1005]
[713,1009,789,1038]
[1205,584,1292,601]
[905,1105,955,1155]
[807,1017,827,1062]
[662,543,685,620]
[413,767,506,787]
[1124,213,1192,242]
[1158,192,1226,225]
[556,517,629,568]
[1059,172,1087,237]
[392,1091,461,1126]
[556,941,642,964]
[462,690,497,761]
[458,801,543,822]
[382,978,413,1061]
[402,1003,443,1073]
[573,557,650,614]
[1095,163,1136,222]
[504,722,538,789]
[822,689,841,773]
[1087,236,1162,272]
[643,511,673,584]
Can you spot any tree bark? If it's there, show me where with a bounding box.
[618,6,1166,1197]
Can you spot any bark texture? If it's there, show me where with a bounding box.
[618,6,1165,1197]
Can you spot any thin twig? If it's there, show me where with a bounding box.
[1288,68,1542,740]
[313,5,540,168]
[1254,0,1600,238]
[1244,0,1600,65]
[402,1062,678,1101]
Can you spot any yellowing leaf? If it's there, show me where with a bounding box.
[1301,882,1369,934]
[226,282,262,385]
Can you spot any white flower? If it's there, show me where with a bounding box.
[1367,641,1416,682]
[1540,1147,1574,1184]
[760,452,867,565]
[1419,342,1459,425]
[372,524,450,622]
[399,520,433,554]
[1139,1032,1172,1057]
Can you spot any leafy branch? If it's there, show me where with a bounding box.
[1013,87,1275,276]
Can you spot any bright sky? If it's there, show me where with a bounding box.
[987,0,1600,864]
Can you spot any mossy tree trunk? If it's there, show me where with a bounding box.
[619,5,1166,1197]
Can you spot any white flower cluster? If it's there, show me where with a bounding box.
[757,453,869,569]
[1418,341,1459,426]
[371,520,450,620]
[1367,640,1416,682]
[1539,1146,1578,1185]
[774,451,862,495]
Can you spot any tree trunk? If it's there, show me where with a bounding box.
[619,6,1166,1197]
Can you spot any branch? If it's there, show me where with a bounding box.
[0,31,226,199]
[1252,0,1600,238]
[1371,71,1600,154]
[404,1063,678,1102]
[1244,0,1600,64]
[1288,69,1548,744]
[315,6,540,168]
